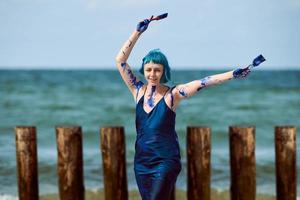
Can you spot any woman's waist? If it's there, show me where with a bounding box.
[136,127,176,135]
[135,135,180,154]
[135,142,181,161]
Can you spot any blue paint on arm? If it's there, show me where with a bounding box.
[202,76,211,86]
[121,62,127,72]
[196,76,212,91]
[136,81,144,90]
[179,88,188,98]
[126,68,144,89]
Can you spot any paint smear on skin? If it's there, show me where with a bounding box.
[147,86,156,107]
[179,87,188,98]
[197,76,231,91]
[201,76,211,86]
[121,62,126,72]
[124,40,132,51]
[128,40,132,47]
[233,68,250,78]
[197,76,213,91]
[126,68,144,89]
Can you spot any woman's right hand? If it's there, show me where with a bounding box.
[136,16,153,33]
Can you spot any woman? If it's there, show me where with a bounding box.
[115,17,250,200]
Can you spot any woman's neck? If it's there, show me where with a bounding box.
[145,83,163,108]
[146,83,162,92]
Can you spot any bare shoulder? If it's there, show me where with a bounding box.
[164,85,179,111]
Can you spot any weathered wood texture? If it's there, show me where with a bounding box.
[15,126,39,200]
[229,126,256,200]
[56,126,85,200]
[101,127,128,200]
[187,126,211,200]
[275,126,297,200]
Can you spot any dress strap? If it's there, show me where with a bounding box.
[170,86,176,109]
[163,86,170,97]
[136,85,147,104]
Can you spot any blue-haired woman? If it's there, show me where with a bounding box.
[115,17,251,200]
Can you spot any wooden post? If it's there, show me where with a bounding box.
[100,127,128,200]
[229,126,256,200]
[56,126,85,200]
[275,126,297,200]
[187,126,211,200]
[15,126,39,200]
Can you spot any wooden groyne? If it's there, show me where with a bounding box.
[15,125,297,200]
[275,126,297,200]
[15,126,39,200]
[187,126,211,200]
[56,126,85,200]
[100,127,128,200]
[229,126,256,200]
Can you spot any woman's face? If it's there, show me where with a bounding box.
[144,62,164,85]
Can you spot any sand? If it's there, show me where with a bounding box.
[40,188,276,200]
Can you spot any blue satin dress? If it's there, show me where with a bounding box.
[134,87,181,200]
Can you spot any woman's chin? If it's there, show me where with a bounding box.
[147,80,159,85]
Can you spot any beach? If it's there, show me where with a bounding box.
[39,188,276,200]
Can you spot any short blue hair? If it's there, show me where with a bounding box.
[139,49,171,83]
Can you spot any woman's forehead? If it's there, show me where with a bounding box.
[144,62,163,69]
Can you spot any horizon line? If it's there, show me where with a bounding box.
[0,65,299,71]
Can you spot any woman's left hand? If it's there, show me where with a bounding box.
[233,67,251,78]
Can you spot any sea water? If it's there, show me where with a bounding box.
[0,69,299,198]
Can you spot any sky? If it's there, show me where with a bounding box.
[1,0,300,70]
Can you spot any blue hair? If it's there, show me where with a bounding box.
[139,49,171,83]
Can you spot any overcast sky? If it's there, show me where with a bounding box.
[1,0,300,69]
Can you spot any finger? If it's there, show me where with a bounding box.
[144,19,150,24]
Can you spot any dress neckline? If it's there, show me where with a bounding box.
[137,94,176,116]
[140,95,165,115]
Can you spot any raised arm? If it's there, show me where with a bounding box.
[172,67,251,102]
[115,19,151,101]
[172,55,265,103]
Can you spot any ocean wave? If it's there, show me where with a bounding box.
[0,194,18,200]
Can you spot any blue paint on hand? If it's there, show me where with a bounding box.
[233,68,251,78]
[137,19,150,33]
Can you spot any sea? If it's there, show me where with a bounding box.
[0,69,299,199]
